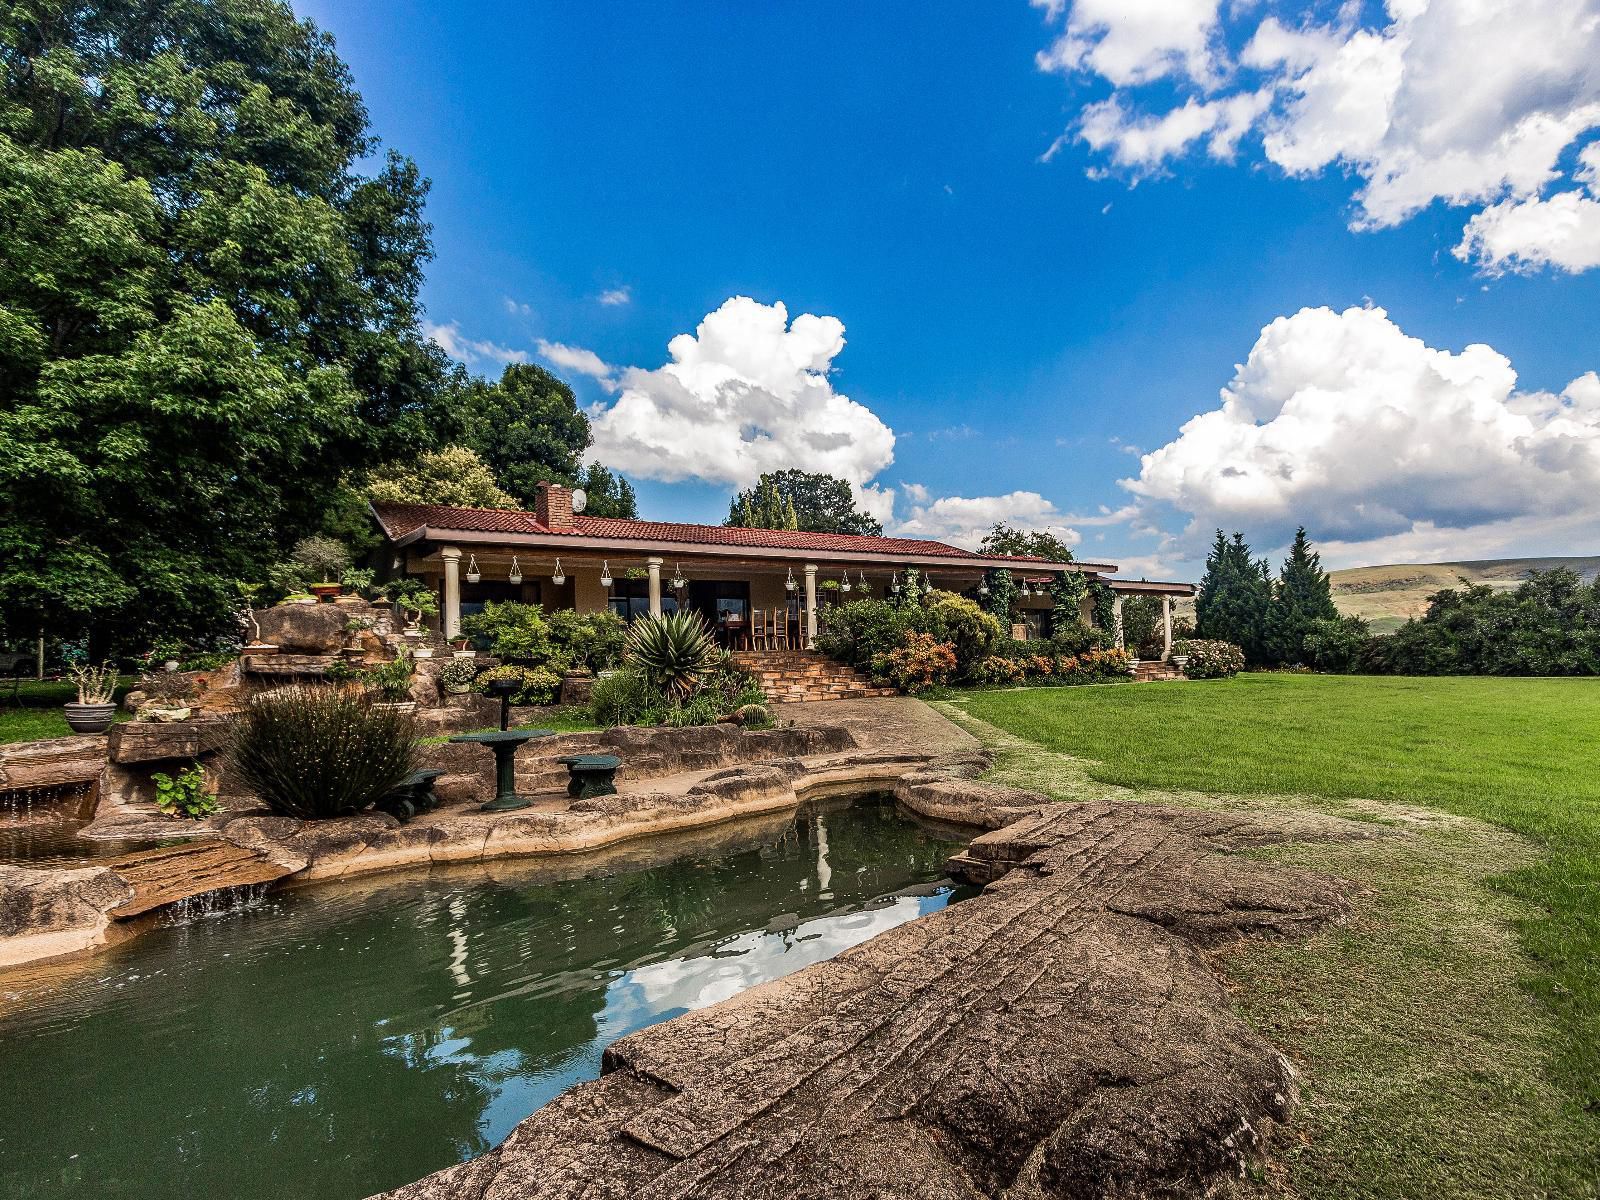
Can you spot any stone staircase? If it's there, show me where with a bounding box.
[730,651,897,704]
[1132,659,1185,682]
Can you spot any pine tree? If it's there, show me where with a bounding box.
[1194,531,1272,663]
[1267,527,1339,665]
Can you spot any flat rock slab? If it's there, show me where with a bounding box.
[0,735,107,790]
[102,841,294,919]
[377,796,1356,1200]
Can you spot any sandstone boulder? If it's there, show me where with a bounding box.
[0,863,133,967]
[252,603,349,655]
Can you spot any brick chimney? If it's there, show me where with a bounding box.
[535,481,575,530]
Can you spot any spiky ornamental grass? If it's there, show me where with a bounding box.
[624,610,720,702]
[228,686,419,820]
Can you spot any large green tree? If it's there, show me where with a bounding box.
[1266,527,1338,664]
[0,0,456,650]
[365,446,514,509]
[726,470,881,536]
[457,363,637,518]
[978,523,1077,562]
[1194,530,1272,663]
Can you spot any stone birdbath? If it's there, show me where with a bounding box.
[449,728,556,813]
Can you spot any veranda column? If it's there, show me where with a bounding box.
[647,556,663,617]
[804,564,819,647]
[441,545,462,641]
[1162,596,1173,660]
[1112,594,1125,650]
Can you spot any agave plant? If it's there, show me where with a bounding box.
[624,610,719,701]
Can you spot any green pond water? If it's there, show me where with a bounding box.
[0,795,970,1200]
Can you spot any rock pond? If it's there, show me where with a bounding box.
[0,795,971,1200]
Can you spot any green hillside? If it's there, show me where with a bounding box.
[1331,556,1600,634]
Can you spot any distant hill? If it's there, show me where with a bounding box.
[1330,556,1600,634]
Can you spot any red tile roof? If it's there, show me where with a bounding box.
[371,501,991,558]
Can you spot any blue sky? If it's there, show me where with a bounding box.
[297,0,1600,576]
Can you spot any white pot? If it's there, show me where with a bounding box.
[413,648,433,659]
[163,660,180,672]
[1172,655,1190,670]
[452,650,477,659]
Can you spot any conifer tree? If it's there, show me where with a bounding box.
[1267,527,1339,664]
[1194,531,1272,663]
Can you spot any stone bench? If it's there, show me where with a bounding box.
[557,754,621,800]
[376,768,444,821]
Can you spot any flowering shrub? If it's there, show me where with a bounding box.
[1174,639,1245,679]
[872,633,958,693]
[971,655,1024,686]
[1057,647,1133,683]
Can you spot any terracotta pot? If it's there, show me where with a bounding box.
[64,702,117,735]
[309,583,343,603]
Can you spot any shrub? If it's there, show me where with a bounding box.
[228,686,419,819]
[462,600,554,662]
[474,663,562,705]
[590,668,657,727]
[544,608,626,671]
[814,599,911,671]
[625,610,719,701]
[152,763,220,820]
[1058,647,1133,683]
[971,655,1024,686]
[363,653,415,701]
[921,591,1003,667]
[437,657,479,691]
[873,632,958,693]
[1174,639,1245,679]
[1303,615,1370,674]
[1049,622,1113,657]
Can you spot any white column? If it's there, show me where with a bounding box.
[1112,594,1125,650]
[441,545,462,640]
[646,556,663,617]
[1162,596,1173,660]
[804,564,819,647]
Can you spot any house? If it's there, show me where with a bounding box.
[370,483,1195,656]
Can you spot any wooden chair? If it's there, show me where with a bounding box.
[749,609,768,651]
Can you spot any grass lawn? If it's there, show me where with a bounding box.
[948,674,1600,1197]
[0,678,135,744]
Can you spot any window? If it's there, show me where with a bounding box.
[608,578,677,621]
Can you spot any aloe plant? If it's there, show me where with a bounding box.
[624,611,719,701]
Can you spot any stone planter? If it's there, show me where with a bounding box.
[374,701,418,715]
[452,650,477,659]
[413,648,433,660]
[1172,655,1190,673]
[63,702,117,735]
[340,646,367,660]
[444,682,472,695]
[242,643,279,656]
[309,583,343,603]
[138,705,192,723]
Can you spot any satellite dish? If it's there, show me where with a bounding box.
[570,488,587,513]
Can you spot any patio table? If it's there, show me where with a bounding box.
[449,728,557,813]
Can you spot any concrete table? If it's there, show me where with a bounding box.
[449,728,556,812]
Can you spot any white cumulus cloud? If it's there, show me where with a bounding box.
[423,320,526,368]
[1034,0,1225,88]
[894,491,1082,552]
[535,339,619,391]
[1123,305,1600,560]
[587,297,898,521]
[1037,0,1600,273]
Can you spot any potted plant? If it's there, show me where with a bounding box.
[439,657,479,695]
[65,662,120,734]
[367,652,418,713]
[289,535,350,603]
[343,615,375,659]
[135,670,197,722]
[451,639,477,659]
